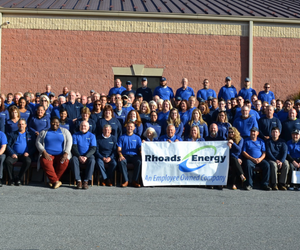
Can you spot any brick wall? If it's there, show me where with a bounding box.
[1,28,248,97]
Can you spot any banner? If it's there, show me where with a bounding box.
[141,141,229,186]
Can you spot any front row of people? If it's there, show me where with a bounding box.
[0,117,299,190]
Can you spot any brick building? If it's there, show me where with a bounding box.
[0,0,299,99]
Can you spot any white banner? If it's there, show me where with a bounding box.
[142,141,229,186]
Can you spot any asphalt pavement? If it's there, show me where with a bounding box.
[0,183,299,250]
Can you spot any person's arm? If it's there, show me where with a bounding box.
[265,140,277,162]
[279,142,288,163]
[0,144,6,155]
[117,146,125,161]
[242,151,257,164]
[71,144,80,157]
[85,146,96,158]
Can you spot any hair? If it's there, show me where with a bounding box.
[216,111,228,123]
[125,110,142,127]
[179,100,188,112]
[132,99,141,110]
[264,82,270,87]
[8,105,20,119]
[140,101,150,114]
[189,125,201,139]
[189,108,206,126]
[157,99,164,105]
[102,104,115,118]
[167,108,181,128]
[60,107,68,114]
[92,100,101,113]
[58,96,66,102]
[227,127,241,144]
[18,118,27,125]
[81,106,91,115]
[0,96,5,112]
[162,99,173,111]
[18,97,27,108]
[276,99,284,104]
[149,100,157,109]
[103,124,112,130]
[143,127,158,139]
[271,127,280,132]
[40,95,50,108]
[51,116,60,122]
[203,79,209,84]
[197,102,210,115]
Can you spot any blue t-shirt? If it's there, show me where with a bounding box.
[238,88,257,102]
[196,88,217,101]
[108,86,127,96]
[159,134,182,142]
[44,128,64,155]
[257,91,275,104]
[153,86,174,100]
[117,133,142,155]
[243,137,265,159]
[218,85,237,101]
[13,132,28,155]
[19,109,32,123]
[287,139,300,159]
[0,131,7,147]
[73,131,97,156]
[175,87,195,101]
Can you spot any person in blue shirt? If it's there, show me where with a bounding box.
[281,109,300,142]
[90,100,103,123]
[28,106,50,136]
[74,107,96,134]
[0,96,9,133]
[58,86,69,98]
[96,105,122,139]
[121,81,136,96]
[136,78,153,103]
[233,106,258,138]
[153,77,175,101]
[175,78,195,101]
[276,99,293,123]
[204,123,224,141]
[59,108,73,132]
[70,121,97,190]
[18,97,32,123]
[184,108,208,140]
[157,100,172,129]
[179,100,190,127]
[4,93,14,109]
[142,127,158,142]
[123,110,143,137]
[242,127,271,191]
[238,78,257,102]
[159,124,182,142]
[163,108,183,138]
[108,79,127,96]
[218,76,237,101]
[144,111,162,139]
[95,124,117,186]
[258,83,275,104]
[185,125,205,141]
[6,105,20,134]
[113,99,128,128]
[0,130,7,186]
[198,101,212,127]
[139,101,151,125]
[197,79,217,101]
[5,119,35,186]
[61,91,83,122]
[265,127,289,190]
[51,96,67,118]
[39,95,53,119]
[286,129,300,190]
[216,111,231,140]
[227,127,246,190]
[117,121,142,187]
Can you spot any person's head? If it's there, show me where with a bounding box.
[174,97,182,108]
[132,99,141,111]
[181,78,188,89]
[81,107,91,121]
[102,124,112,137]
[295,100,300,112]
[18,118,27,132]
[191,108,203,122]
[18,97,27,109]
[264,83,270,93]
[58,96,66,105]
[126,121,135,134]
[14,93,21,104]
[190,125,200,139]
[225,76,232,87]
[115,99,123,111]
[0,97,4,112]
[46,84,51,92]
[180,100,188,111]
[80,121,90,134]
[39,95,50,109]
[141,77,148,88]
[110,94,116,104]
[81,95,87,105]
[100,95,107,108]
[250,127,259,140]
[36,105,45,118]
[237,96,244,107]
[93,93,100,102]
[50,116,60,131]
[254,100,262,111]
[231,97,237,107]
[150,111,158,122]
[261,101,269,114]
[218,98,226,110]
[24,92,31,103]
[242,106,250,118]
[209,123,218,137]
[140,101,150,114]
[289,108,297,120]
[244,77,251,89]
[163,100,172,112]
[217,111,228,123]
[166,124,175,138]
[52,100,59,107]
[266,105,274,118]
[149,100,157,112]
[93,100,101,112]
[59,108,68,121]
[292,129,300,143]
[169,108,179,121]
[136,93,143,103]
[63,86,69,95]
[115,79,122,88]
[87,96,92,104]
[284,99,293,111]
[198,102,210,115]
[7,93,13,103]
[128,92,135,104]
[271,127,280,140]
[126,81,133,91]
[276,99,283,111]
[143,127,157,140]
[188,96,196,108]
[271,99,276,109]
[203,79,209,89]
[212,98,218,109]
[69,91,76,103]
[157,99,164,111]
[160,77,167,87]
[227,126,242,144]
[226,99,232,110]
[103,105,114,119]
[9,105,20,119]
[251,94,258,104]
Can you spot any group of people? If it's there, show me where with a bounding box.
[0,76,299,191]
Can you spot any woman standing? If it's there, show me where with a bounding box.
[143,111,162,139]
[36,117,72,189]
[184,108,208,140]
[216,111,231,140]
[139,101,151,125]
[164,108,183,138]
[28,106,50,136]
[6,106,20,133]
[124,110,143,137]
[18,97,32,123]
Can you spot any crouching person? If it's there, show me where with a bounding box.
[117,121,142,188]
[265,127,289,190]
[95,124,117,186]
[6,119,35,186]
[70,121,96,190]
